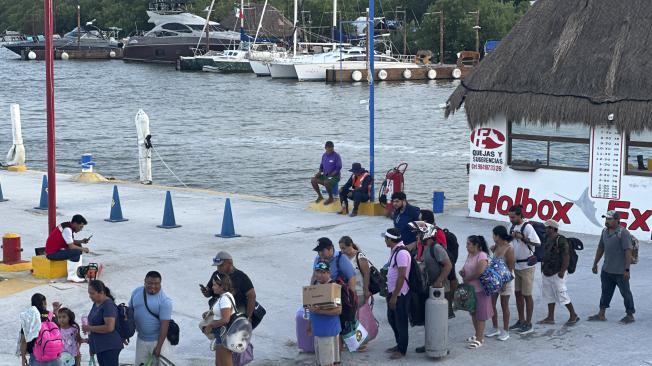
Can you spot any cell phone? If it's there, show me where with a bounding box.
[199,284,207,290]
[87,235,93,240]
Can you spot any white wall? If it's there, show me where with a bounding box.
[468,117,652,241]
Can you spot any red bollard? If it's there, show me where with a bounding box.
[2,233,23,265]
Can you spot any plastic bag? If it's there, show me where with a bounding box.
[342,320,368,352]
[453,284,477,312]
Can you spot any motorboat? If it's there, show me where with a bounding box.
[293,49,420,81]
[198,49,251,73]
[123,6,240,63]
[2,24,122,56]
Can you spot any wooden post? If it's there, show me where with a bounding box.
[439,11,444,64]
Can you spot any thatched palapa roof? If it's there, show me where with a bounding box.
[446,0,652,132]
[220,3,294,38]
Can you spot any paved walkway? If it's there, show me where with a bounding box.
[0,170,649,365]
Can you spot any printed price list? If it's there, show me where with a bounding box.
[591,125,623,199]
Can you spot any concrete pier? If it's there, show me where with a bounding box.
[0,170,649,365]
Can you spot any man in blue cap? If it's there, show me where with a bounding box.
[338,162,372,217]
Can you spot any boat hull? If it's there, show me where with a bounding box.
[123,37,237,63]
[269,62,297,79]
[250,60,271,76]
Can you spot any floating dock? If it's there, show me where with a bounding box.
[20,48,123,61]
[325,64,471,82]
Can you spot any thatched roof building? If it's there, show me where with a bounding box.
[220,3,294,39]
[446,0,652,132]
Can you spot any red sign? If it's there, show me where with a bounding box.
[470,128,505,149]
[608,200,652,232]
[473,184,573,223]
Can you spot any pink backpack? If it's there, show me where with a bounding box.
[33,311,63,362]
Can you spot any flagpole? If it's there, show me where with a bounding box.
[44,0,56,232]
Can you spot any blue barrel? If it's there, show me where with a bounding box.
[80,154,95,170]
[432,191,445,214]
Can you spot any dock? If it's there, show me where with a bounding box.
[20,48,123,61]
[0,169,646,364]
[326,64,470,82]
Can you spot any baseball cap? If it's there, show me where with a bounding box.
[544,219,559,229]
[314,261,330,271]
[313,237,333,252]
[602,210,620,220]
[212,251,233,266]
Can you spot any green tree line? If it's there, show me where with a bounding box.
[0,0,528,61]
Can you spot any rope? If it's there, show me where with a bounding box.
[151,146,188,188]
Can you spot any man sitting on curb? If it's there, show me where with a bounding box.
[338,163,372,217]
[311,141,342,205]
[45,214,90,282]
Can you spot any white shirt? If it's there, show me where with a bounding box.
[62,227,74,244]
[346,252,367,297]
[511,222,541,270]
[212,292,236,321]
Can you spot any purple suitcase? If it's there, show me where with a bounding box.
[295,307,315,353]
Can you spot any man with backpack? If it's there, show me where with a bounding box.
[311,238,358,339]
[384,228,411,360]
[589,210,636,324]
[129,271,174,365]
[391,192,421,247]
[508,204,541,335]
[537,220,579,326]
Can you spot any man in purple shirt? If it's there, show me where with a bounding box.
[311,141,342,205]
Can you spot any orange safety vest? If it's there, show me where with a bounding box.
[352,172,370,189]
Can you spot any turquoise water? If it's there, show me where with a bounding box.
[0,47,470,207]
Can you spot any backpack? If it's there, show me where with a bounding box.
[441,228,459,264]
[335,254,358,330]
[224,295,253,354]
[566,237,584,274]
[511,221,546,262]
[116,303,136,340]
[355,253,383,295]
[391,246,426,326]
[33,312,63,362]
[611,228,639,265]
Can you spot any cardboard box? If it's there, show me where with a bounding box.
[303,283,342,308]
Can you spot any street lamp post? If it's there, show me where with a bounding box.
[44,0,56,232]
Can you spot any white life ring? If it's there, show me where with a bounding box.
[60,52,69,60]
[427,69,437,80]
[402,69,412,79]
[378,69,388,80]
[109,51,116,58]
[28,51,36,60]
[351,70,363,82]
[452,68,462,79]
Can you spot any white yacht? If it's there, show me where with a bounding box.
[249,43,287,76]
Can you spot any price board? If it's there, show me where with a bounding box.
[590,124,624,199]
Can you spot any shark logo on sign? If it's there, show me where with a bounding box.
[471,128,505,150]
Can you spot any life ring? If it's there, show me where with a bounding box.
[351,70,363,82]
[427,69,437,80]
[378,69,388,80]
[60,52,69,60]
[402,69,412,79]
[452,68,462,79]
[109,51,116,58]
[28,51,37,60]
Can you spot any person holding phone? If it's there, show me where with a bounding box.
[45,214,91,282]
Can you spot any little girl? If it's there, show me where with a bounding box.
[58,307,85,366]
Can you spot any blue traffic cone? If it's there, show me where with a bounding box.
[105,185,128,222]
[157,191,181,229]
[34,175,48,210]
[0,180,8,202]
[216,198,241,238]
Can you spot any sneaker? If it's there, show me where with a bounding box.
[508,321,523,330]
[415,346,426,353]
[485,327,500,337]
[518,323,534,335]
[497,330,510,341]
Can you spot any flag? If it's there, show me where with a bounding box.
[235,7,245,19]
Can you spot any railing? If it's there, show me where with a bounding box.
[393,54,416,63]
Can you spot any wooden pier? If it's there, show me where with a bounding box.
[20,48,123,61]
[325,50,479,82]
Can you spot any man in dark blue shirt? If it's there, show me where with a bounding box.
[391,192,421,247]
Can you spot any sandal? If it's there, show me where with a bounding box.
[565,317,580,326]
[465,336,477,343]
[536,319,555,325]
[467,340,484,349]
[588,314,606,322]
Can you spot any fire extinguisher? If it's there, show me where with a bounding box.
[378,163,408,207]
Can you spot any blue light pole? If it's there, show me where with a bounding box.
[368,0,375,198]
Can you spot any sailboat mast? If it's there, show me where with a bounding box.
[293,0,297,57]
[253,0,268,45]
[241,0,245,29]
[76,5,81,50]
[332,0,337,50]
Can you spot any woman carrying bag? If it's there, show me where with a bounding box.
[459,236,493,350]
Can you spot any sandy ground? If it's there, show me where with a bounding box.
[0,170,650,366]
